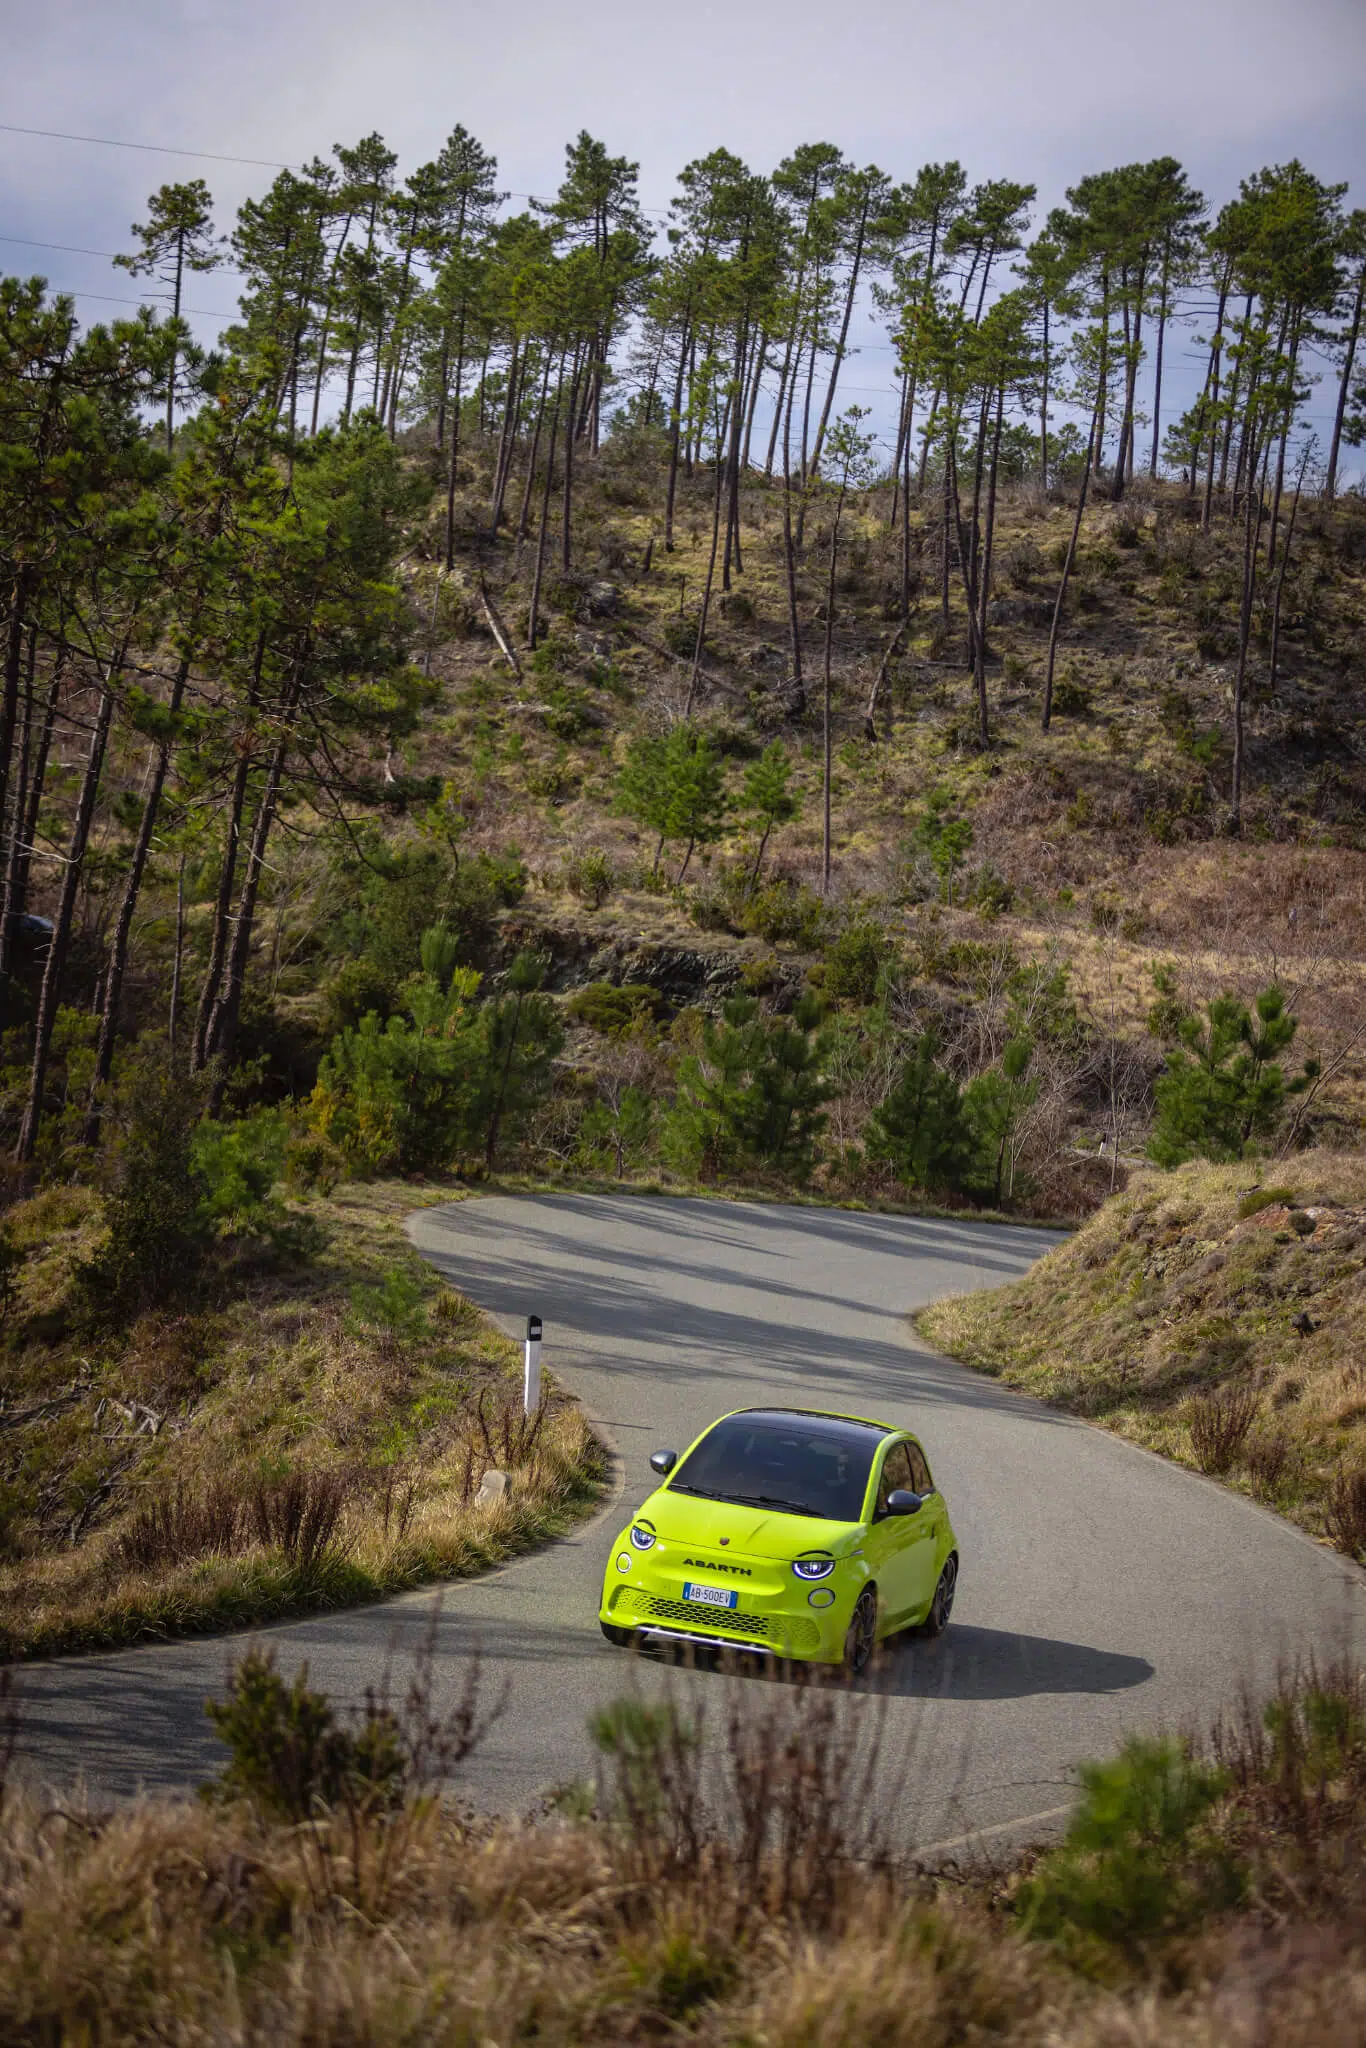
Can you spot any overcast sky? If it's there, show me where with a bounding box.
[3,0,1365,452]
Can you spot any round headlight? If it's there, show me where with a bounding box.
[792,1556,835,1581]
[629,1524,656,1551]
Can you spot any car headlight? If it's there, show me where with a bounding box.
[792,1556,835,1581]
[629,1524,656,1551]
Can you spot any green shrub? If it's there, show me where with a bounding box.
[322,957,397,1037]
[567,982,665,1036]
[866,1033,977,1194]
[741,877,827,949]
[562,848,615,908]
[77,1057,209,1323]
[205,1650,405,1823]
[662,614,698,657]
[1150,985,1318,1167]
[1052,673,1093,719]
[1236,1185,1298,1219]
[284,1131,346,1197]
[541,684,598,743]
[821,920,889,1007]
[192,1108,290,1237]
[1016,1736,1237,1963]
[969,863,1014,917]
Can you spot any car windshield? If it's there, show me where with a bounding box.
[667,1411,884,1523]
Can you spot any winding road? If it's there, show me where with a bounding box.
[14,1194,1366,1852]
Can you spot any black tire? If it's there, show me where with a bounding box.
[843,1586,878,1677]
[600,1620,634,1648]
[918,1554,958,1638]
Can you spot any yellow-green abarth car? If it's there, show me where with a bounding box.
[599,1406,958,1673]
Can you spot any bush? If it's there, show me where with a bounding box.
[1051,673,1093,719]
[866,1033,978,1195]
[1017,1736,1237,1962]
[77,1057,209,1323]
[1245,1431,1292,1498]
[821,920,889,1008]
[191,1108,290,1237]
[562,848,615,908]
[662,614,698,657]
[1237,1185,1298,1219]
[250,1468,353,1573]
[742,877,827,949]
[1187,1384,1259,1474]
[321,956,397,1037]
[205,1649,404,1822]
[1003,539,1043,587]
[118,1479,245,1571]
[1325,1468,1366,1559]
[284,1131,345,1196]
[334,844,527,990]
[567,982,666,1036]
[1150,986,1317,1168]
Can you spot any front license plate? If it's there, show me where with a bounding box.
[683,1581,738,1609]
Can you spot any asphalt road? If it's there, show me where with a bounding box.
[14,1194,1366,1854]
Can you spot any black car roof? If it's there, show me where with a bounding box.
[719,1408,896,1449]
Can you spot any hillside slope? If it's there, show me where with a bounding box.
[921,1149,1366,1550]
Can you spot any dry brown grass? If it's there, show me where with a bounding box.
[921,1150,1366,1545]
[0,1181,604,1656]
[6,1647,1366,2044]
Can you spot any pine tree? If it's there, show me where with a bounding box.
[1149,986,1317,1166]
[866,1033,975,1192]
[740,741,799,894]
[115,180,223,450]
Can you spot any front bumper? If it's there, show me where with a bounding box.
[600,1558,855,1663]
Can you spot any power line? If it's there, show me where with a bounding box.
[0,120,292,171]
[0,119,674,216]
[39,284,240,319]
[0,230,243,268]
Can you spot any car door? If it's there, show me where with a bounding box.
[905,1439,946,1620]
[863,1442,930,1629]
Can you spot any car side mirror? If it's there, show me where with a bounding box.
[650,1449,677,1476]
[886,1488,923,1516]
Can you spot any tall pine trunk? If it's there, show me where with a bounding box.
[528,355,565,651]
[15,656,120,1162]
[810,195,870,476]
[84,648,194,1140]
[663,317,690,553]
[1043,384,1102,730]
[1327,261,1365,501]
[205,666,303,1105]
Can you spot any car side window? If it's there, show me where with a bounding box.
[875,1443,913,1516]
[907,1443,933,1495]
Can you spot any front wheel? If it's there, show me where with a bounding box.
[842,1586,878,1677]
[600,1620,634,1648]
[918,1555,958,1638]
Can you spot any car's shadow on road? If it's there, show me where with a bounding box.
[648,1625,1154,1702]
[866,1624,1154,1700]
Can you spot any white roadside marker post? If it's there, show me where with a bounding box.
[524,1314,543,1415]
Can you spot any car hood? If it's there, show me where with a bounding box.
[638,1487,860,1560]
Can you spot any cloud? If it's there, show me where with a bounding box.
[1,0,1362,441]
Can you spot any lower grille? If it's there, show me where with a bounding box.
[613,1587,820,1652]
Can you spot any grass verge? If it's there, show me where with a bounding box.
[0,1180,606,1659]
[4,1643,1366,2043]
[919,1147,1366,1552]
